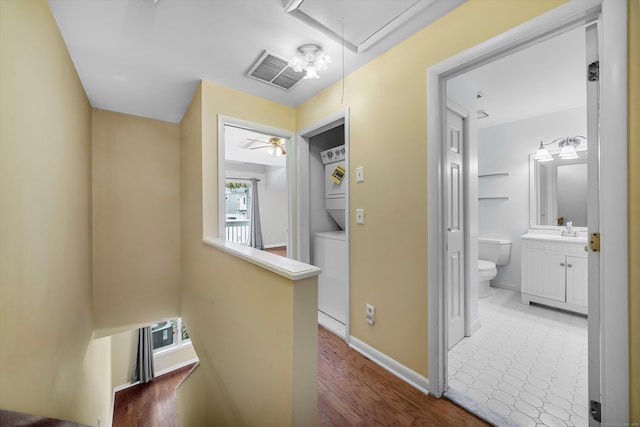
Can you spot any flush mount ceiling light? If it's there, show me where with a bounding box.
[289,44,331,80]
[534,136,586,162]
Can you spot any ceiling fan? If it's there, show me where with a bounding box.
[248,137,286,156]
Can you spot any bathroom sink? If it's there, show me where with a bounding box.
[521,233,587,244]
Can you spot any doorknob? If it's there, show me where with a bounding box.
[560,262,565,267]
[447,228,452,232]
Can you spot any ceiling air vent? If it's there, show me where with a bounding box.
[247,51,305,90]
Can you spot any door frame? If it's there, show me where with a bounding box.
[294,108,351,340]
[217,115,295,253]
[427,0,628,423]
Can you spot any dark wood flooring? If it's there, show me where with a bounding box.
[112,328,489,426]
[113,363,195,427]
[264,245,287,257]
[318,326,490,426]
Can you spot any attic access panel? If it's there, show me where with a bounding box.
[285,0,437,53]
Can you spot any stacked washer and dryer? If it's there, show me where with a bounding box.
[314,145,347,325]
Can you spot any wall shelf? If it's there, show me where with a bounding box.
[479,196,509,200]
[478,172,509,178]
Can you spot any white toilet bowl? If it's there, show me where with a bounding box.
[478,260,497,298]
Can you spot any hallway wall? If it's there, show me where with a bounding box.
[296,0,568,379]
[0,0,111,423]
[92,110,181,333]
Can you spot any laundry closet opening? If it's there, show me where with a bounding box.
[296,111,351,341]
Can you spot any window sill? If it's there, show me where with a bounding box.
[153,341,192,357]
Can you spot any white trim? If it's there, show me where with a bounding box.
[598,0,628,423]
[469,318,482,335]
[202,237,320,281]
[349,336,430,395]
[264,242,287,249]
[216,116,295,248]
[427,0,628,421]
[491,281,520,293]
[155,357,200,378]
[295,109,351,341]
[152,339,192,357]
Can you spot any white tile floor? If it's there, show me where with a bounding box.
[448,288,589,427]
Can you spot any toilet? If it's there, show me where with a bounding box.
[478,237,512,298]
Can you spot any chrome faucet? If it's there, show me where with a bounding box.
[561,221,578,237]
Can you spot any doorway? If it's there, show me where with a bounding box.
[427,1,629,425]
[217,116,294,256]
[295,109,351,340]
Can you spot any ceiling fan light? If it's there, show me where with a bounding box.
[290,44,329,79]
[304,65,319,79]
[275,146,283,156]
[267,146,275,155]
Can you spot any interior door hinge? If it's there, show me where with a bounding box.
[590,399,601,422]
[588,61,600,82]
[589,232,601,252]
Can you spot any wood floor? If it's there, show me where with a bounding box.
[318,326,490,426]
[264,245,287,257]
[112,328,489,426]
[113,363,195,427]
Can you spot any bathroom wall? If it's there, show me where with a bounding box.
[478,106,586,290]
[225,163,289,247]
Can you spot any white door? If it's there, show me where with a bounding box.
[446,107,465,350]
[585,22,601,426]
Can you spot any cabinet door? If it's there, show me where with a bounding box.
[522,250,566,301]
[566,256,588,308]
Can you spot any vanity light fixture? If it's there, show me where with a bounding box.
[289,44,331,79]
[534,136,586,162]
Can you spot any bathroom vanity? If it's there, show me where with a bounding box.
[520,233,588,315]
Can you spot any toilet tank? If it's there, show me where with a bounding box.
[478,237,511,265]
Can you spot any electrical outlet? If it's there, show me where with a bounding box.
[366,304,375,325]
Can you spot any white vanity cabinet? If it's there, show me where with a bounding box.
[521,234,588,315]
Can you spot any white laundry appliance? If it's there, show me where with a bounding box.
[320,145,346,230]
[314,230,347,324]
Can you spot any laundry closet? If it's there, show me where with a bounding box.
[307,124,348,334]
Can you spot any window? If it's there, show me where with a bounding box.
[225,180,252,244]
[151,318,190,353]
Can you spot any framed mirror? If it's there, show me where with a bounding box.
[529,149,588,229]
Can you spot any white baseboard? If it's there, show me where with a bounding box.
[108,358,199,427]
[349,336,430,395]
[155,357,200,378]
[469,318,482,335]
[491,281,520,293]
[264,243,287,249]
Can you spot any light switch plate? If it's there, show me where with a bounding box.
[356,208,365,224]
[355,166,364,183]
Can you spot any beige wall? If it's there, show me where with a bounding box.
[628,0,639,422]
[92,110,181,332]
[297,0,568,376]
[0,0,110,424]
[178,82,318,426]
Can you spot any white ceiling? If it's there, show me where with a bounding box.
[456,26,586,129]
[48,0,465,124]
[225,126,287,168]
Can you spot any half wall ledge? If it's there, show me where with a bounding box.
[202,237,321,281]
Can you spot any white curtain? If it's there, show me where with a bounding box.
[248,178,264,249]
[131,326,155,383]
